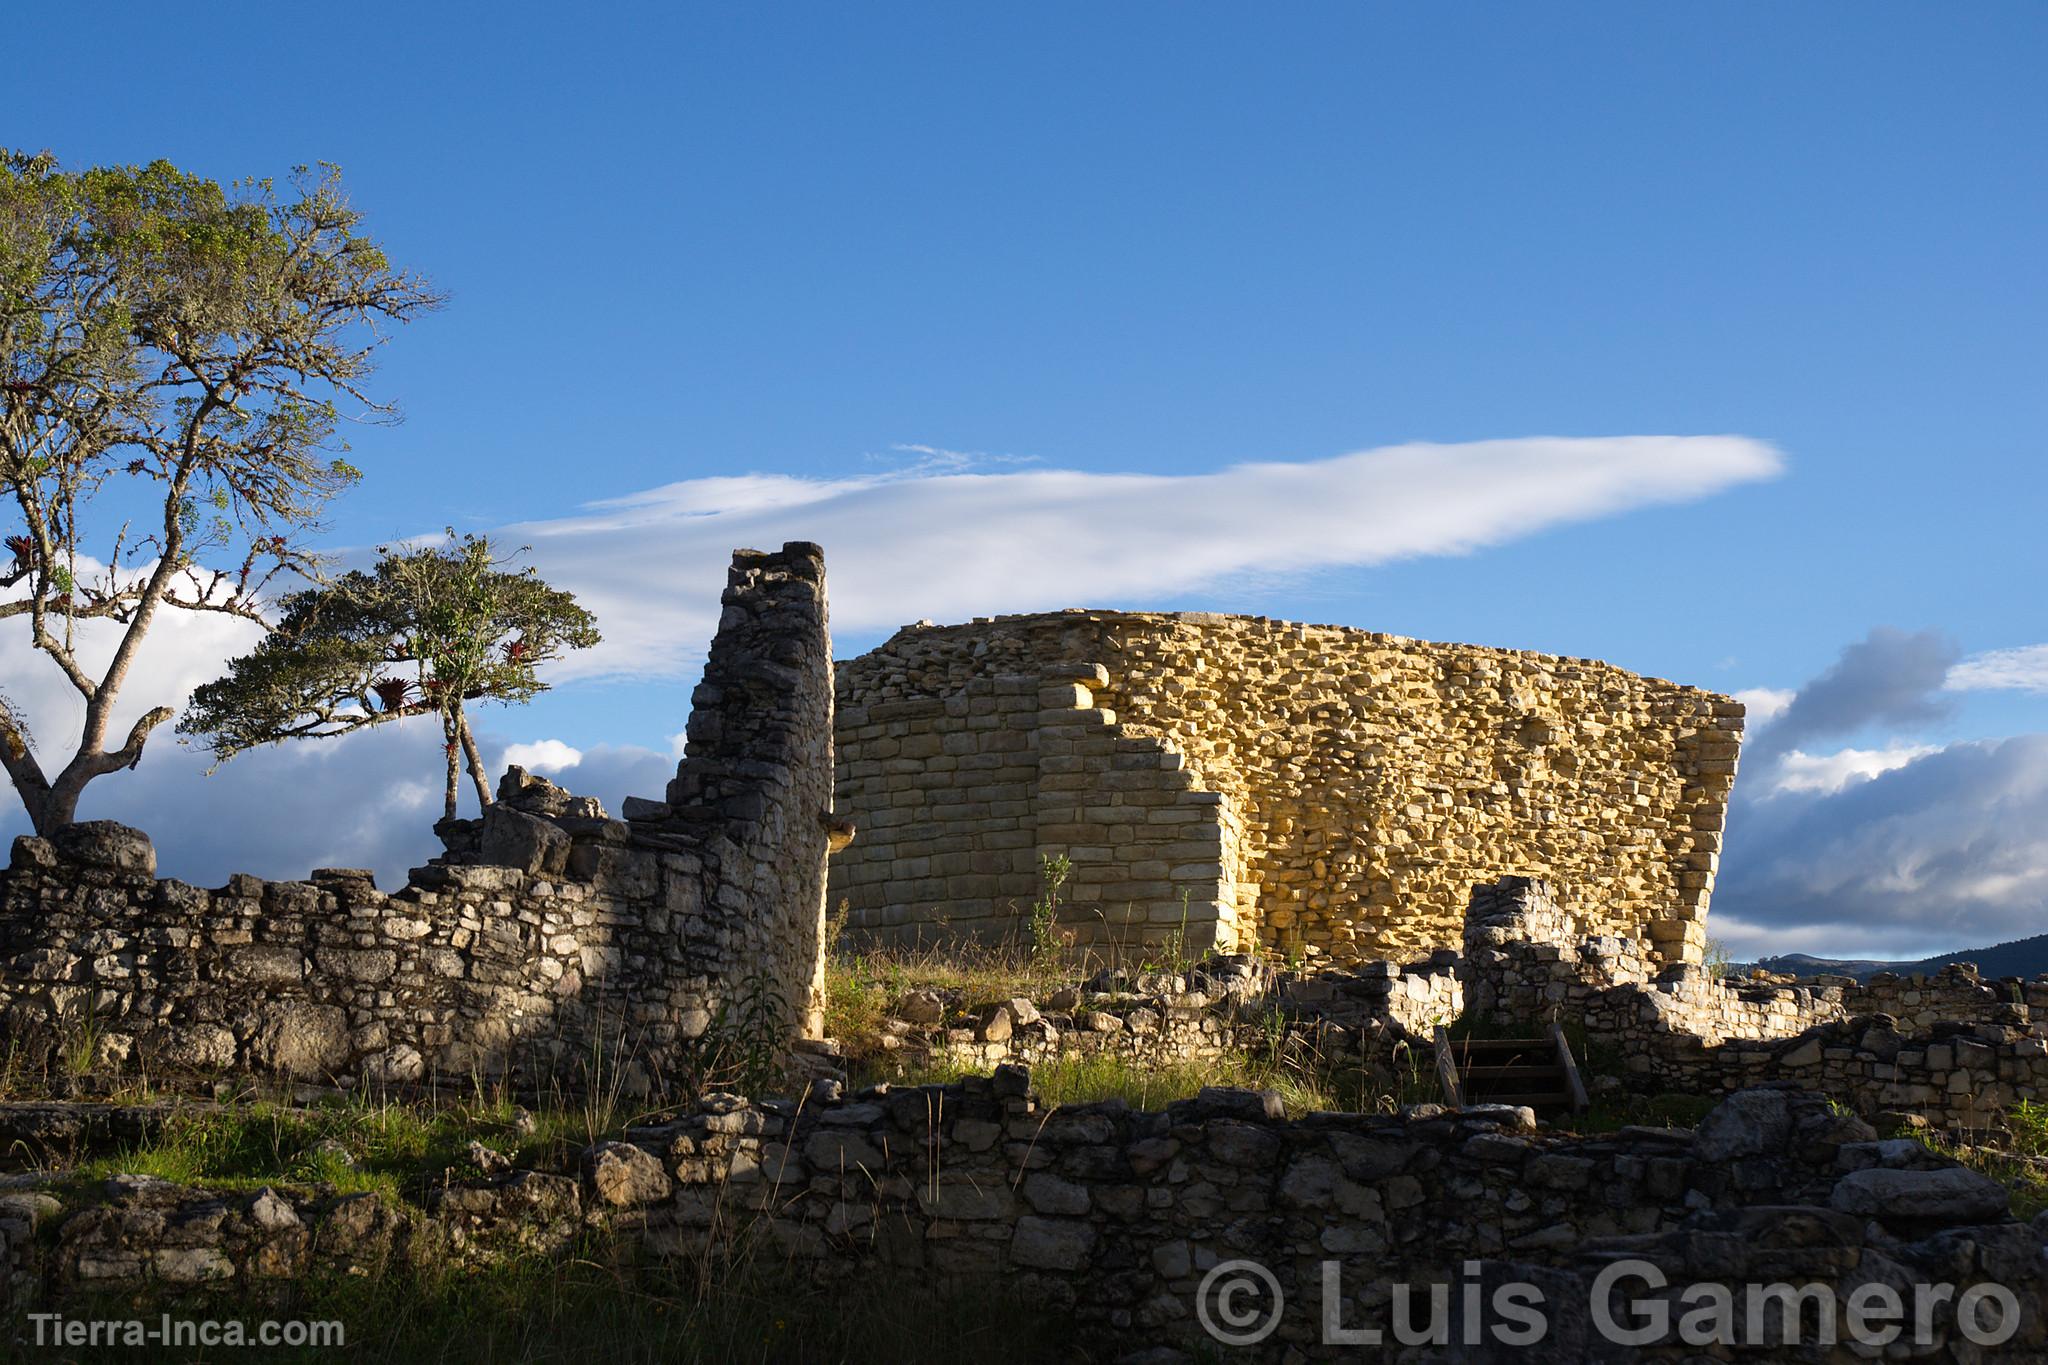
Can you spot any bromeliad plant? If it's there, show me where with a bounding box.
[179,532,600,819]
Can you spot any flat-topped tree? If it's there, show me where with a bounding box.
[180,533,600,820]
[0,151,439,834]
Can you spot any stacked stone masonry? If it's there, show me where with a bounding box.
[1467,876,2048,1129]
[7,1084,2044,1362]
[832,611,1742,968]
[0,544,840,1094]
[861,953,1465,1080]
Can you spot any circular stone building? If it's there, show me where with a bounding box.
[830,609,1743,970]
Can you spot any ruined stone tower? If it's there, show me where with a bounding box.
[830,610,1741,968]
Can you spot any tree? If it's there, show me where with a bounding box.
[0,151,439,834]
[179,533,601,820]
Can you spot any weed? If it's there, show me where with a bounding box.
[1027,854,1070,967]
[673,972,790,1099]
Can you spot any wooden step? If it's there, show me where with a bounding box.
[1434,1023,1590,1115]
[1450,1037,1549,1051]
[1460,1064,1561,1082]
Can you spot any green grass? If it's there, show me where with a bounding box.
[49,1094,609,1202]
[822,923,1443,1115]
[0,1246,1070,1365]
[1556,1091,1718,1134]
[1913,1098,2048,1220]
[880,1036,1433,1116]
[821,945,1072,1057]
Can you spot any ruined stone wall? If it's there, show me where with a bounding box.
[0,543,840,1094]
[833,611,1741,967]
[1464,877,2048,1129]
[659,541,836,1032]
[858,952,1463,1080]
[17,1084,2041,1362]
[1462,876,1850,1045]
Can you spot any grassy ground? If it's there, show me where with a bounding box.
[12,1090,625,1204]
[0,1080,630,1203]
[1917,1098,2048,1219]
[1554,1090,1719,1134]
[888,1043,1431,1114]
[824,929,1448,1114]
[0,1251,1073,1365]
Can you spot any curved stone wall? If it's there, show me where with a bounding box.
[832,610,1742,967]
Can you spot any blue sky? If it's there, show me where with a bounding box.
[5,4,2046,959]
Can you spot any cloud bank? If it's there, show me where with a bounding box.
[1715,630,2048,960]
[2,433,1776,884]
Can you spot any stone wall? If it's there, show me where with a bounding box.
[13,1084,2043,1362]
[852,953,1463,1081]
[1464,876,2048,1129]
[0,543,840,1096]
[832,611,1741,969]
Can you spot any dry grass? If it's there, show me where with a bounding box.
[1916,1099,2048,1219]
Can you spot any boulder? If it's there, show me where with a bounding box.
[252,1003,349,1079]
[1009,1215,1097,1270]
[1830,1167,2011,1226]
[582,1141,673,1207]
[1694,1087,1794,1163]
[478,804,570,877]
[361,1043,425,1086]
[51,822,155,877]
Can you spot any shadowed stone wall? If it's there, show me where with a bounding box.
[0,543,839,1095]
[16,1084,2041,1363]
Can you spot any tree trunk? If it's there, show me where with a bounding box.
[441,714,460,821]
[11,784,67,838]
[4,704,174,837]
[458,712,493,810]
[1,716,60,836]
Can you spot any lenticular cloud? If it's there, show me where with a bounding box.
[505,434,1784,679]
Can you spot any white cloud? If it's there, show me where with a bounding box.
[0,556,267,760]
[3,433,1780,890]
[1704,913,1961,965]
[1949,644,2048,694]
[501,739,585,773]
[1765,743,1939,796]
[509,434,1784,680]
[489,740,675,819]
[1719,733,2048,957]
[1733,687,1796,726]
[1713,629,2048,959]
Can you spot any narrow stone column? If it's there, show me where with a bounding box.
[667,542,837,1034]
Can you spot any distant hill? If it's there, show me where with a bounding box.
[1756,931,2048,982]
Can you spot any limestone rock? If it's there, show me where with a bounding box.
[51,821,155,876]
[1829,1167,2010,1225]
[253,1003,349,1079]
[1009,1215,1097,1270]
[1694,1087,1794,1163]
[582,1142,673,1207]
[478,804,571,877]
[362,1044,424,1085]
